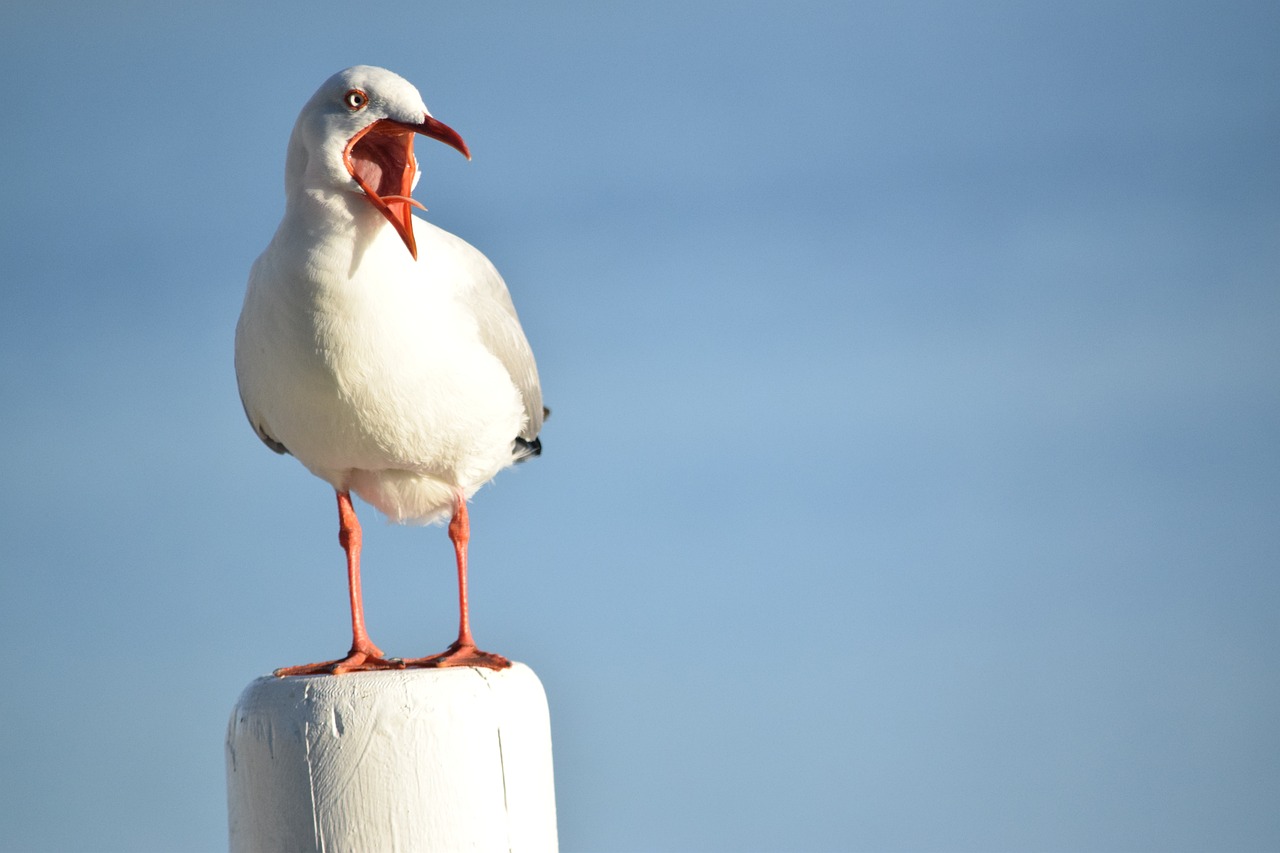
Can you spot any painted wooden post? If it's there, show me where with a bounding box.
[226,663,557,852]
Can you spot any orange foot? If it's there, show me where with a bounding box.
[274,642,405,677]
[402,640,511,671]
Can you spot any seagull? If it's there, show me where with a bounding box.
[234,66,544,676]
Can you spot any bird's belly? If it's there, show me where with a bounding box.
[237,278,524,520]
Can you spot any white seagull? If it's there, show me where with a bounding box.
[235,66,544,676]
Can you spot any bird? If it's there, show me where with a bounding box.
[234,66,544,676]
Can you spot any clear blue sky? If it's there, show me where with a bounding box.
[3,2,1278,850]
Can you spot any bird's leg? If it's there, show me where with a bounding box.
[275,491,405,677]
[450,495,478,650]
[404,492,511,670]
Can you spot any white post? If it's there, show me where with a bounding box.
[226,663,558,852]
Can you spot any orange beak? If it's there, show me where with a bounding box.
[343,115,471,260]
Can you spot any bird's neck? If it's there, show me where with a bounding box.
[273,187,407,281]
[285,187,387,244]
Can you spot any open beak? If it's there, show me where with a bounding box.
[343,115,471,260]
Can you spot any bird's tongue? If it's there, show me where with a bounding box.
[349,126,411,198]
[346,121,424,258]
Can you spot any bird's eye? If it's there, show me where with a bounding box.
[344,89,368,111]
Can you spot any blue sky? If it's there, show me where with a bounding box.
[2,2,1278,850]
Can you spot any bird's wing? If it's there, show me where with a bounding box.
[235,258,290,457]
[469,267,545,442]
[439,225,544,442]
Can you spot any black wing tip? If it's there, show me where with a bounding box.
[513,435,542,463]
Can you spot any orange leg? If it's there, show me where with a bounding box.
[404,492,511,670]
[275,491,405,677]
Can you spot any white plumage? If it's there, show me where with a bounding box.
[235,66,543,675]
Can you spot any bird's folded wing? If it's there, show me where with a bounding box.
[453,248,545,442]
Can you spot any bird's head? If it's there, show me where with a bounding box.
[286,65,470,260]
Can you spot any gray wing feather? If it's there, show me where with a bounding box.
[458,250,544,442]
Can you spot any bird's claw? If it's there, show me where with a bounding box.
[273,644,406,677]
[401,640,512,671]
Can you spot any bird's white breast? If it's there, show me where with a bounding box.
[235,200,525,523]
